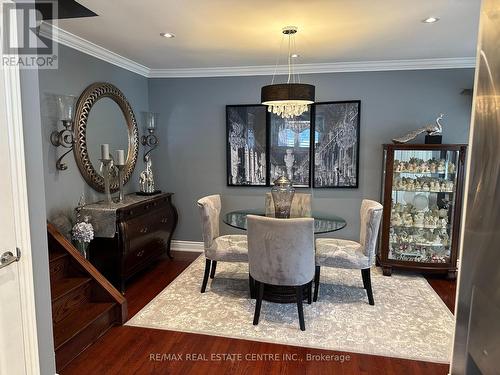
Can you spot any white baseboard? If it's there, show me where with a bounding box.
[171,240,204,253]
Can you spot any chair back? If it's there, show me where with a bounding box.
[359,199,383,264]
[197,195,221,250]
[247,215,315,286]
[265,192,312,217]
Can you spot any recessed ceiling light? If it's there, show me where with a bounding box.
[291,53,300,58]
[422,17,439,23]
[160,32,175,38]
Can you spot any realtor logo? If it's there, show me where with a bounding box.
[2,1,58,68]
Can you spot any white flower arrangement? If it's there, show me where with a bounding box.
[72,221,94,243]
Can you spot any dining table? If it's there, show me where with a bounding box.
[223,209,347,303]
[223,209,347,234]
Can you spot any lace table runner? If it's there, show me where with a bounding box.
[81,194,154,238]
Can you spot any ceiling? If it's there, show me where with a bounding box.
[53,0,481,70]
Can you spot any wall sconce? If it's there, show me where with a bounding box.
[50,94,77,170]
[141,111,159,162]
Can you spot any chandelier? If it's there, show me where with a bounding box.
[261,26,315,119]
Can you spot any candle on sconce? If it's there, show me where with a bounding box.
[116,149,125,166]
[101,144,109,160]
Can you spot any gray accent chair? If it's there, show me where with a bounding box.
[197,194,248,293]
[314,199,383,305]
[247,215,315,331]
[265,192,312,217]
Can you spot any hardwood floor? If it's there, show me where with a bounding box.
[62,251,455,375]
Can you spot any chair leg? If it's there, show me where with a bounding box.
[296,286,306,331]
[201,259,211,293]
[307,281,312,305]
[361,268,375,305]
[249,274,255,299]
[253,282,264,325]
[313,266,321,302]
[210,260,217,279]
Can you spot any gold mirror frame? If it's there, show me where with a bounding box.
[73,82,139,193]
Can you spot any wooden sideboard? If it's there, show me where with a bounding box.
[88,193,177,293]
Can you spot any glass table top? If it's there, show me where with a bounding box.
[223,209,347,234]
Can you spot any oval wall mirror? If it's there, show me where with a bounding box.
[73,82,139,193]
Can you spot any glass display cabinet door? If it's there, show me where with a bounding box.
[388,149,459,264]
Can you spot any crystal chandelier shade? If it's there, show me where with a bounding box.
[261,26,315,119]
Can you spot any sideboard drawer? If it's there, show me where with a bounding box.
[124,239,163,274]
[89,193,177,293]
[118,195,170,220]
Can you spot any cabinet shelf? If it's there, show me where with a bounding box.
[391,241,449,247]
[391,224,450,230]
[393,171,455,175]
[392,189,454,194]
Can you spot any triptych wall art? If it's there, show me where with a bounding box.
[226,101,360,188]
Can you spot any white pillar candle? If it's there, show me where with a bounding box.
[101,144,109,160]
[116,149,125,166]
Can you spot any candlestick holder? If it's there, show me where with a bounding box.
[100,158,113,205]
[116,164,125,202]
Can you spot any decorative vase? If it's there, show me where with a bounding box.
[76,241,89,260]
[271,176,295,218]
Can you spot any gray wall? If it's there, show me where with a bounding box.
[149,69,474,241]
[38,44,149,221]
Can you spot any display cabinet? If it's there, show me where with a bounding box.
[378,144,467,279]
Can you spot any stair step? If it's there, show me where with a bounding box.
[49,254,71,282]
[51,277,91,301]
[49,249,68,263]
[54,302,117,370]
[54,302,115,350]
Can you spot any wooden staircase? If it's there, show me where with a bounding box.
[47,222,127,371]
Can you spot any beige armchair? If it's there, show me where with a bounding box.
[247,215,315,331]
[197,195,248,293]
[314,199,383,305]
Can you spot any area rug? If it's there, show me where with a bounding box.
[127,255,454,363]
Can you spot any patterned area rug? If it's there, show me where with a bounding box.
[127,255,454,363]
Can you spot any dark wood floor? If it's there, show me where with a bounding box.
[62,251,456,375]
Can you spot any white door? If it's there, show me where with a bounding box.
[0,1,41,373]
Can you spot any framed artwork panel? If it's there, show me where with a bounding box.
[268,109,312,187]
[312,101,360,188]
[226,105,268,186]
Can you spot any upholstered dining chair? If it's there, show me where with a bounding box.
[313,199,383,305]
[265,192,312,217]
[247,215,315,331]
[197,194,248,293]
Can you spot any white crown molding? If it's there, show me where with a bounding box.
[171,240,204,253]
[39,22,150,77]
[40,23,475,79]
[149,57,476,78]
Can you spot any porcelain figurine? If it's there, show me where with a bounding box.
[429,162,437,173]
[423,215,432,229]
[403,213,413,227]
[448,163,456,173]
[392,114,444,144]
[437,209,447,220]
[139,155,155,194]
[439,218,448,228]
[414,212,425,228]
[391,212,402,226]
[437,159,446,173]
